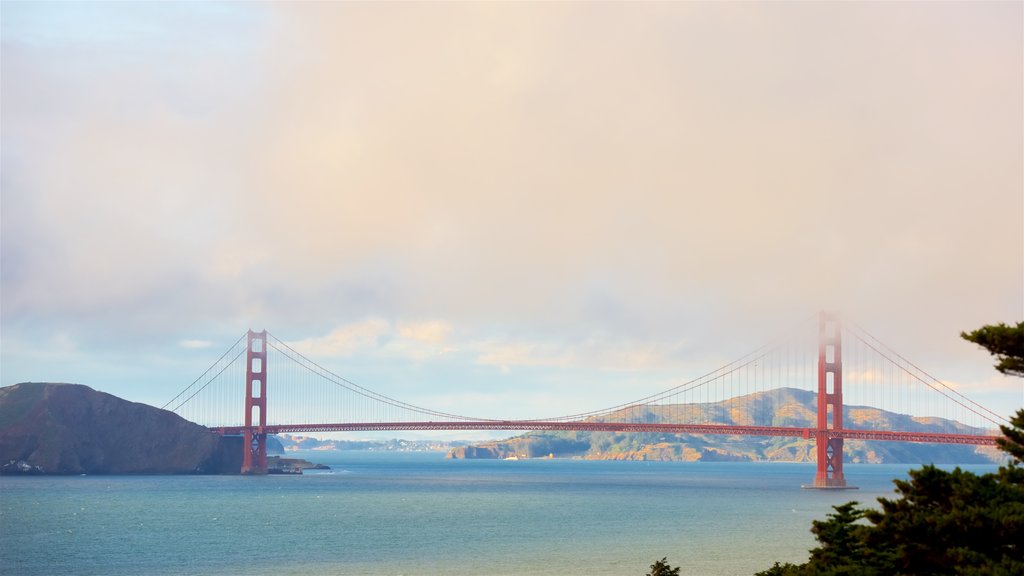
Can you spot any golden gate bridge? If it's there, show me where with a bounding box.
[163,313,1005,487]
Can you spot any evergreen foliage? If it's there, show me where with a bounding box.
[646,557,681,576]
[961,321,1024,377]
[754,321,1024,575]
[997,410,1024,464]
[755,448,1024,575]
[961,321,1024,461]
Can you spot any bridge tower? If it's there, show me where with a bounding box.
[812,312,848,488]
[241,329,268,475]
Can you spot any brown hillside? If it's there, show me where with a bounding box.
[0,382,239,474]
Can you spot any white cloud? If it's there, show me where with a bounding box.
[285,318,458,361]
[287,318,391,357]
[48,332,79,355]
[397,321,453,345]
[473,335,687,373]
[475,342,546,373]
[941,375,1024,394]
[179,340,213,349]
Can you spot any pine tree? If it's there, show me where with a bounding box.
[754,321,1024,575]
[961,321,1024,377]
[646,557,681,576]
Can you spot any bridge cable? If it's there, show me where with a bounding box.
[162,332,247,410]
[847,322,1007,427]
[533,319,813,423]
[266,332,499,422]
[165,347,248,413]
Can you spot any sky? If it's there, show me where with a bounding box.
[1,1,1022,437]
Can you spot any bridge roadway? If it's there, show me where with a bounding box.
[212,421,998,446]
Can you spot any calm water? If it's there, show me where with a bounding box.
[0,452,998,576]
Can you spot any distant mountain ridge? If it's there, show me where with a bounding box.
[448,387,1001,464]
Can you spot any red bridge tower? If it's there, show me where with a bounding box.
[811,312,850,488]
[242,329,268,474]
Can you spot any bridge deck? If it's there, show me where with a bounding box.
[212,421,998,446]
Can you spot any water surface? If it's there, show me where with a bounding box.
[1,452,996,576]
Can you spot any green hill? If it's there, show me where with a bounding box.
[448,388,1001,464]
[0,382,241,474]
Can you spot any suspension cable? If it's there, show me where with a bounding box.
[165,347,247,413]
[162,332,246,410]
[847,322,1007,427]
[266,332,498,422]
[533,315,817,422]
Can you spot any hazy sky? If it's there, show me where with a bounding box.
[2,1,1021,431]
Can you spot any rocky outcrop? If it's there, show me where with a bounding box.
[0,382,240,474]
[447,445,514,459]
[266,456,329,474]
[446,435,590,460]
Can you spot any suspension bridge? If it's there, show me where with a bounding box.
[164,313,1006,487]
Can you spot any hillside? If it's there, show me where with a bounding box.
[448,388,1002,464]
[0,382,241,474]
[275,434,464,452]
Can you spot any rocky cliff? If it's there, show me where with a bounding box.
[448,388,1002,464]
[0,382,241,474]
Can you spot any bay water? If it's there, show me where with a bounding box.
[0,451,997,576]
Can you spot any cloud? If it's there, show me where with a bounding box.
[1,2,1021,416]
[283,318,688,377]
[397,321,453,346]
[941,375,1024,394]
[4,2,1021,342]
[178,340,213,349]
[283,318,460,363]
[473,335,687,373]
[286,319,391,357]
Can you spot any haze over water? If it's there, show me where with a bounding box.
[0,452,1001,576]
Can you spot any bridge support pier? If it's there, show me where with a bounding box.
[241,330,268,475]
[806,312,856,489]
